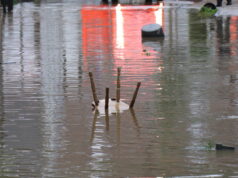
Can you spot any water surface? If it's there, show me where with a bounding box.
[1,1,238,177]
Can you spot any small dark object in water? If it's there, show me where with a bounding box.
[203,2,217,9]
[216,144,235,150]
[142,24,164,38]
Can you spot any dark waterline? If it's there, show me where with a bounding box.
[0,1,238,177]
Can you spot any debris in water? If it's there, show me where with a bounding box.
[89,68,141,115]
[92,98,129,116]
[216,144,235,150]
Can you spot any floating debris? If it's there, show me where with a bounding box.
[141,24,164,38]
[92,98,129,116]
[216,144,235,151]
[89,68,141,115]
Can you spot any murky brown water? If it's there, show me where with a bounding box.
[1,0,238,177]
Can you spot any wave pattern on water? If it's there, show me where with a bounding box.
[1,1,238,178]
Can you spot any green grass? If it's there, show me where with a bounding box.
[199,7,218,18]
[204,140,215,150]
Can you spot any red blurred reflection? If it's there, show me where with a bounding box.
[230,17,238,56]
[81,4,164,76]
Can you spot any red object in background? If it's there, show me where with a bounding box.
[81,4,164,58]
[81,4,164,78]
[230,17,238,56]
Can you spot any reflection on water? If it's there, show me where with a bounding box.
[0,1,238,177]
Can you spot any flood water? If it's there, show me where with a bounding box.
[1,0,238,177]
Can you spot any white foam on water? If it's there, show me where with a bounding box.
[217,115,238,120]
